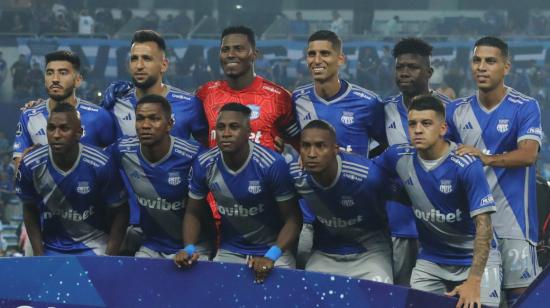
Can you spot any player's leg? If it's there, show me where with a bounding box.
[392,236,419,286]
[213,248,248,264]
[118,225,144,256]
[499,238,541,306]
[135,245,161,258]
[478,248,503,308]
[410,259,460,294]
[296,222,313,269]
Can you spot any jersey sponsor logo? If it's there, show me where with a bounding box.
[247,181,262,194]
[36,128,46,136]
[352,91,369,99]
[414,208,463,223]
[81,125,86,137]
[340,196,355,207]
[168,172,181,186]
[16,122,23,137]
[248,105,261,120]
[317,215,363,228]
[171,113,176,125]
[480,194,495,207]
[172,94,185,99]
[43,206,95,222]
[217,203,265,217]
[462,122,474,130]
[340,112,354,125]
[79,105,98,112]
[496,119,509,133]
[302,113,312,121]
[83,157,100,167]
[527,127,542,135]
[262,85,281,94]
[489,290,499,298]
[450,156,465,167]
[137,196,183,211]
[387,121,396,129]
[76,181,91,194]
[439,180,453,194]
[342,172,363,182]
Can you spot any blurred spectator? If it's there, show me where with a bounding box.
[255,52,273,81]
[0,171,14,222]
[10,54,30,90]
[0,132,10,155]
[330,10,344,36]
[0,52,6,88]
[11,13,26,33]
[78,9,95,35]
[143,10,160,30]
[379,46,393,69]
[191,55,213,88]
[52,2,68,19]
[0,154,15,180]
[95,8,115,35]
[436,86,457,100]
[172,11,192,36]
[52,13,72,33]
[289,11,309,39]
[384,15,401,37]
[159,14,175,34]
[28,62,44,98]
[272,58,291,88]
[430,59,446,89]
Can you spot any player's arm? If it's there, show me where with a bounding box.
[105,202,129,256]
[174,196,206,268]
[457,139,538,167]
[446,213,492,308]
[250,197,302,283]
[23,202,44,256]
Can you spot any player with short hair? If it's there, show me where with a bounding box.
[290,119,393,283]
[174,103,302,284]
[16,103,129,256]
[101,30,208,142]
[384,37,452,286]
[108,94,212,259]
[375,95,501,307]
[13,50,117,170]
[446,36,542,306]
[293,30,385,157]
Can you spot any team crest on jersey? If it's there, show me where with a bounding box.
[247,105,261,120]
[340,112,354,125]
[439,180,453,194]
[340,196,355,207]
[168,172,181,186]
[81,125,86,137]
[76,181,91,194]
[496,119,509,133]
[248,181,262,194]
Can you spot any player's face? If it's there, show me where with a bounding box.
[220,34,256,79]
[215,111,251,153]
[300,128,339,174]
[135,102,173,147]
[46,112,82,155]
[408,109,446,151]
[307,40,344,83]
[45,61,81,102]
[471,46,510,92]
[129,42,168,90]
[395,54,432,96]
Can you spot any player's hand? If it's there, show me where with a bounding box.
[174,250,200,268]
[22,144,41,159]
[456,144,491,166]
[20,99,45,111]
[445,277,481,308]
[100,80,133,109]
[247,256,274,284]
[274,136,285,153]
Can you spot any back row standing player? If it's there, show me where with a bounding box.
[446,36,542,306]
[384,38,452,286]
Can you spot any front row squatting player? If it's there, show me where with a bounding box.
[174,103,302,283]
[289,120,393,283]
[384,37,453,286]
[374,95,502,308]
[445,36,542,306]
[16,103,129,256]
[108,94,213,259]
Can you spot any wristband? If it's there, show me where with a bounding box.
[264,245,282,262]
[180,244,196,256]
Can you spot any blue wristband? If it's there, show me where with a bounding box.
[264,245,282,262]
[180,244,196,256]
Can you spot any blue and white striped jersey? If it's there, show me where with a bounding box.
[16,144,127,254]
[446,87,542,243]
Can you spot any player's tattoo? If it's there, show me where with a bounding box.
[471,213,492,277]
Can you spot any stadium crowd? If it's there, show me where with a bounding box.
[0,19,549,307]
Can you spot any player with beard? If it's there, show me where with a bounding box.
[12,51,116,171]
[101,30,208,144]
[383,38,452,286]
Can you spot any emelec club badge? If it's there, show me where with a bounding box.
[248,181,262,194]
[76,181,91,195]
[497,119,509,133]
[340,112,354,125]
[168,172,181,186]
[439,180,453,194]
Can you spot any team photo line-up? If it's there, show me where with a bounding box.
[12,24,542,308]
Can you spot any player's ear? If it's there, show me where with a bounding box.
[74,72,82,89]
[167,114,174,131]
[161,55,169,74]
[503,57,511,76]
[251,48,258,62]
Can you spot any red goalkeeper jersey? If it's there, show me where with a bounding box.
[196,76,300,150]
